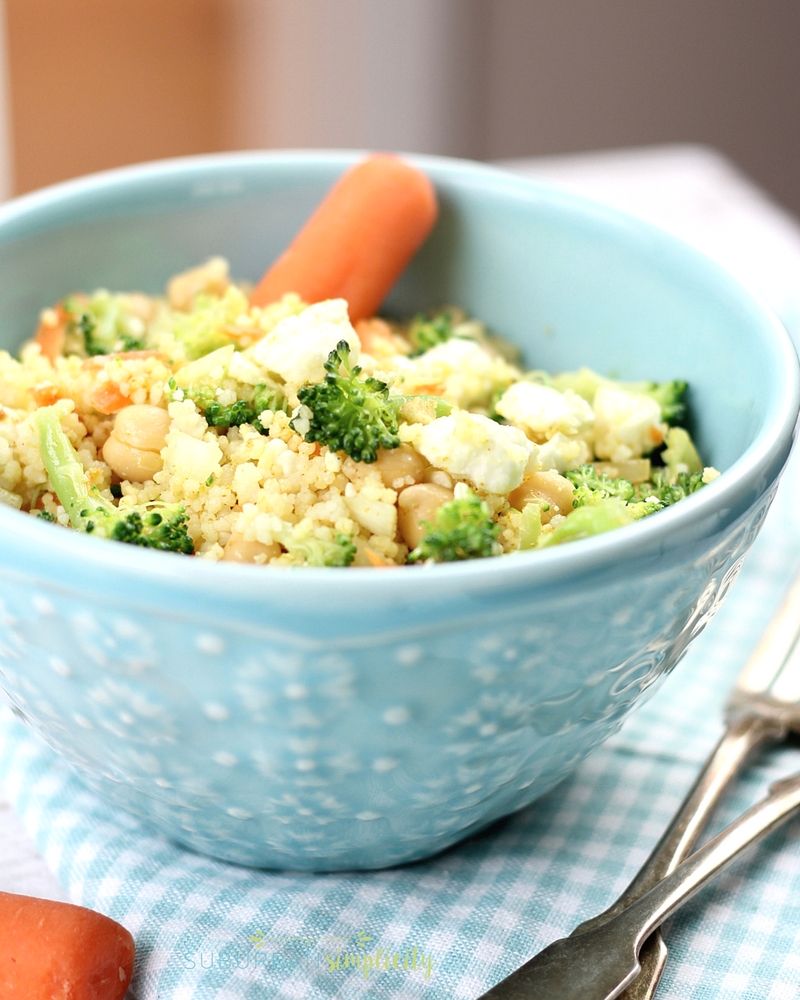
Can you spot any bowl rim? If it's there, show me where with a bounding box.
[0,148,798,599]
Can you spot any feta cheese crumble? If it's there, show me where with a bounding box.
[417,411,539,494]
[248,299,360,386]
[593,386,667,462]
[496,381,594,441]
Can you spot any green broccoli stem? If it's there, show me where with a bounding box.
[544,498,634,546]
[36,405,98,530]
[35,404,194,553]
[278,531,356,567]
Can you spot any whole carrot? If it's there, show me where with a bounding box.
[250,154,438,323]
[0,891,135,999]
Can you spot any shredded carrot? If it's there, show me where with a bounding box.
[409,382,446,396]
[33,305,69,362]
[30,385,63,407]
[364,547,396,568]
[91,383,131,414]
[220,325,261,340]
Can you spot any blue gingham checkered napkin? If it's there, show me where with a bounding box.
[2,447,800,999]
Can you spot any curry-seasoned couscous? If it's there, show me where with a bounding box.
[0,257,718,566]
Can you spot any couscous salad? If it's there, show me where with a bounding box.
[0,157,718,567]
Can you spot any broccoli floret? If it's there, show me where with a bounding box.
[35,405,194,554]
[518,502,544,549]
[640,380,688,425]
[171,287,250,360]
[563,461,706,523]
[178,381,286,433]
[660,426,703,479]
[641,468,706,506]
[408,490,501,563]
[170,345,286,433]
[407,309,457,356]
[36,509,56,522]
[195,395,253,429]
[292,341,452,463]
[64,292,145,356]
[550,366,605,402]
[564,464,635,506]
[626,497,666,519]
[551,368,689,424]
[277,530,356,567]
[292,341,402,463]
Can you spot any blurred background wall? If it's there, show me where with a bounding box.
[3,0,800,213]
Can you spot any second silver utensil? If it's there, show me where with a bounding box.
[478,568,800,1000]
[572,569,800,999]
[478,768,800,1000]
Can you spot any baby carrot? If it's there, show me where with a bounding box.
[250,155,438,323]
[0,891,135,999]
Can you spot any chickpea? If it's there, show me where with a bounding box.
[103,404,170,483]
[112,405,170,451]
[397,482,454,549]
[222,536,281,563]
[508,470,575,523]
[372,444,427,489]
[102,436,163,483]
[423,468,454,490]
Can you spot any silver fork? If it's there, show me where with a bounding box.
[481,568,800,1000]
[570,568,800,999]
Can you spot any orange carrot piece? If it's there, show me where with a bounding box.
[31,384,64,407]
[91,383,131,414]
[364,547,396,568]
[0,891,135,1000]
[406,382,446,396]
[250,155,438,323]
[34,305,69,362]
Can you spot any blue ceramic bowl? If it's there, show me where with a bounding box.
[0,152,796,871]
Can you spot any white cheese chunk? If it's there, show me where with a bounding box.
[248,298,359,386]
[593,386,666,462]
[496,381,594,441]
[537,432,593,473]
[345,489,398,537]
[417,411,539,494]
[394,338,519,409]
[164,431,222,484]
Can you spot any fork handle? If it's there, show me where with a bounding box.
[576,712,784,934]
[478,769,800,1000]
[622,713,783,902]
[572,712,784,1000]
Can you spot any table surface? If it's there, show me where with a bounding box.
[4,140,800,965]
